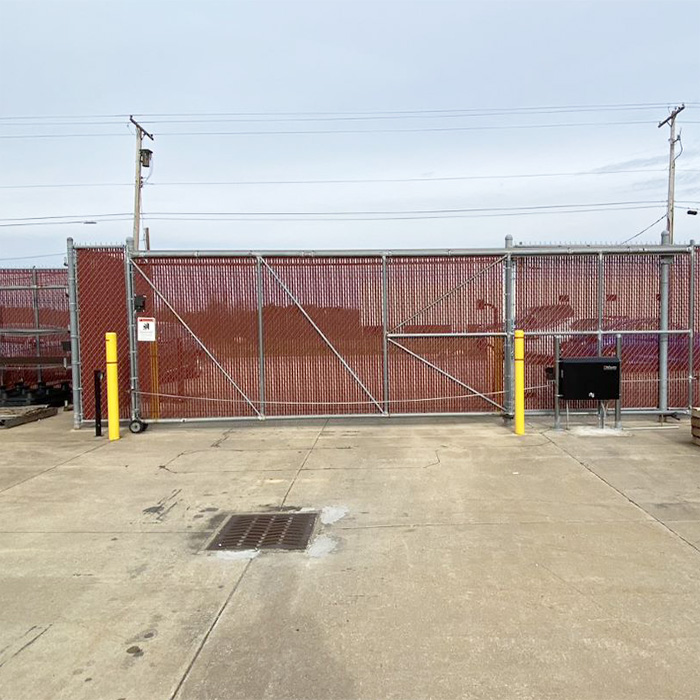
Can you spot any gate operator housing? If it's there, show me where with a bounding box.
[558,357,620,401]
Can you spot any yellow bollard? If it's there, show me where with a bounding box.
[514,329,525,435]
[105,332,120,441]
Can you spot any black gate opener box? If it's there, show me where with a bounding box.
[558,357,620,401]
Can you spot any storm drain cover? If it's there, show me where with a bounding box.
[208,512,318,551]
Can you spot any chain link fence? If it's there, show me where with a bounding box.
[67,240,697,426]
[0,267,70,391]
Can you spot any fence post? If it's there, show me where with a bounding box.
[554,335,561,430]
[66,238,82,429]
[256,256,266,416]
[689,241,696,411]
[615,334,622,429]
[597,252,604,355]
[31,267,43,385]
[659,231,671,417]
[382,254,390,415]
[503,235,515,418]
[124,238,141,423]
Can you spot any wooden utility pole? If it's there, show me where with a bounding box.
[658,105,685,243]
[129,116,154,250]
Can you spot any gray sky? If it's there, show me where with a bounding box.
[1,0,700,265]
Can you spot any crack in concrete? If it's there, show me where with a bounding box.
[0,441,110,496]
[544,432,700,557]
[169,559,253,700]
[281,420,328,507]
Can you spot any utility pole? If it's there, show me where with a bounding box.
[129,116,154,251]
[658,104,685,244]
[657,104,684,421]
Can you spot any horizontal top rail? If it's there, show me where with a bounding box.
[131,244,694,258]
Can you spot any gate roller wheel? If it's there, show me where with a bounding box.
[128,419,148,434]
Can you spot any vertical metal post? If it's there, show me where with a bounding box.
[256,256,266,417]
[66,238,82,429]
[31,267,43,384]
[94,369,103,437]
[124,239,140,422]
[659,231,670,417]
[596,252,604,354]
[596,252,605,428]
[504,235,515,418]
[381,254,390,415]
[615,334,622,429]
[689,242,696,410]
[554,335,561,430]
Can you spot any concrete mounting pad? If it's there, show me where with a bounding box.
[0,412,699,699]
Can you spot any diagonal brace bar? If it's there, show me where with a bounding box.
[130,262,261,418]
[388,338,504,410]
[262,257,384,414]
[391,256,506,332]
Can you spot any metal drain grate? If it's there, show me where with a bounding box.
[208,512,318,551]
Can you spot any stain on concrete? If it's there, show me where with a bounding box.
[142,489,182,521]
[0,625,52,669]
[213,549,260,561]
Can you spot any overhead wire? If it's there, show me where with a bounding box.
[3,120,698,139]
[1,166,689,189]
[620,215,668,243]
[0,101,696,121]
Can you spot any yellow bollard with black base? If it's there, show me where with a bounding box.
[105,332,120,441]
[514,329,525,435]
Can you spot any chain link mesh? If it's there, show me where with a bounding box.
[0,268,70,389]
[75,247,130,419]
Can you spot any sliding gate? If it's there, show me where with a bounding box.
[124,252,508,421]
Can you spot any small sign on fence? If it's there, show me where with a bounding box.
[137,317,156,342]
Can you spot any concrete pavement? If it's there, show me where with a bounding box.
[0,412,699,699]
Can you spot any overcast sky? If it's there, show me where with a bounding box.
[1,0,700,265]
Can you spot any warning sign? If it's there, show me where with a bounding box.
[137,317,156,342]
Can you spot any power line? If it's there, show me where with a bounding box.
[0,167,688,190]
[0,102,696,121]
[0,252,65,261]
[620,215,667,244]
[0,219,130,228]
[142,205,666,222]
[0,201,667,226]
[0,212,130,222]
[1,109,694,127]
[141,200,666,216]
[3,119,696,140]
[0,202,669,228]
